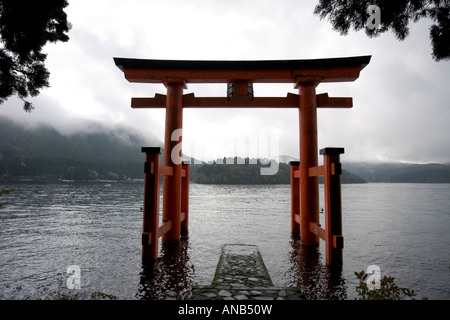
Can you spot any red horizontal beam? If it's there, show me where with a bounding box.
[309,163,337,177]
[133,94,166,108]
[146,212,186,241]
[160,165,173,176]
[147,161,187,177]
[294,213,301,225]
[309,165,325,177]
[132,92,352,109]
[310,222,326,241]
[158,220,172,238]
[309,223,344,249]
[316,92,353,108]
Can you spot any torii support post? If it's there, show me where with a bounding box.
[141,147,162,261]
[181,162,190,232]
[290,161,300,234]
[140,147,190,261]
[322,147,344,265]
[307,147,344,265]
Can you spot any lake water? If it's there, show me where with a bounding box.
[0,181,449,300]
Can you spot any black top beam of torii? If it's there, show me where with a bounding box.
[113,56,371,110]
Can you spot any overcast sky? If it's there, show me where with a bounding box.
[1,0,449,163]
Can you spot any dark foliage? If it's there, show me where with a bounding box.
[355,270,417,300]
[314,0,450,61]
[0,0,70,111]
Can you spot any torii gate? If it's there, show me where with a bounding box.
[114,56,371,265]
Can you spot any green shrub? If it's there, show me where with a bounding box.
[0,188,14,208]
[355,270,417,300]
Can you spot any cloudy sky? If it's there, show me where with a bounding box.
[1,0,449,163]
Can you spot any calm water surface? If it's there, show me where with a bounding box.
[0,181,449,300]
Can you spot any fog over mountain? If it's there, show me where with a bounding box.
[343,161,450,183]
[0,116,160,180]
[1,116,449,183]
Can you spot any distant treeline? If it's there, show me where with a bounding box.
[191,157,367,184]
[0,152,143,181]
[192,158,289,184]
[343,162,450,183]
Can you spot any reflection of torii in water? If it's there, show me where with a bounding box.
[114,56,371,265]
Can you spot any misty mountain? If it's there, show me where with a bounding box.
[0,117,160,180]
[343,162,450,183]
[1,117,448,183]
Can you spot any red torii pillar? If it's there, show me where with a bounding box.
[162,81,185,242]
[297,81,320,245]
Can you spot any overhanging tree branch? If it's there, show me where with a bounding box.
[314,0,449,61]
[0,0,69,111]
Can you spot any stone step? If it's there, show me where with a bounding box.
[190,286,306,300]
[189,244,306,300]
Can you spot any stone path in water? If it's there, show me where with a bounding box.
[189,244,306,300]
